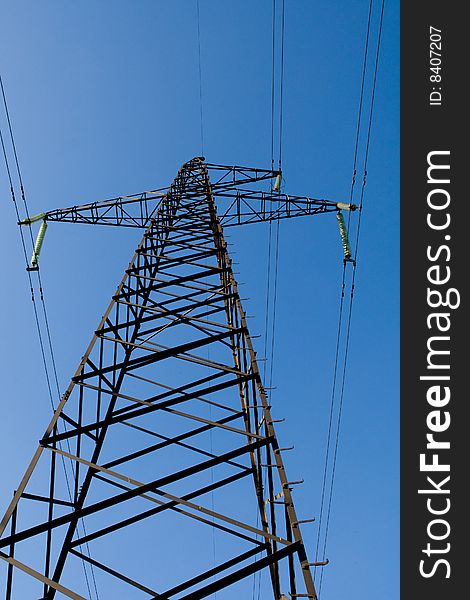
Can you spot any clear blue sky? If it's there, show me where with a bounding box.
[0,1,399,598]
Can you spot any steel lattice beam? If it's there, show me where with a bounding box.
[23,159,355,229]
[2,157,319,599]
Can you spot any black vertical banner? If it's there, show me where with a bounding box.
[401,4,466,599]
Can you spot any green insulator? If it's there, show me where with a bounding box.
[336,211,352,261]
[30,221,48,267]
[19,212,46,226]
[273,173,282,192]
[336,202,355,212]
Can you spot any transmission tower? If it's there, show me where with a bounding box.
[0,157,354,599]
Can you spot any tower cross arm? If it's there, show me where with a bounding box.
[35,188,170,228]
[18,161,280,229]
[19,161,355,229]
[22,189,354,230]
[215,190,356,227]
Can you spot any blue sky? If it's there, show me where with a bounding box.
[0,1,399,598]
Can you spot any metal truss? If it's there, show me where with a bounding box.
[33,162,355,229]
[0,157,340,599]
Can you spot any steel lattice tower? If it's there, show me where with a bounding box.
[0,157,354,599]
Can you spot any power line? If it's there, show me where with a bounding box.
[195,9,215,591]
[196,0,205,156]
[270,0,276,173]
[262,3,285,592]
[263,0,277,382]
[278,0,285,170]
[313,0,374,577]
[268,0,285,392]
[0,73,100,600]
[317,1,386,595]
[313,263,347,574]
[347,0,374,209]
[267,216,281,393]
[254,2,282,595]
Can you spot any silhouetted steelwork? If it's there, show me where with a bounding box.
[39,163,352,229]
[1,158,350,599]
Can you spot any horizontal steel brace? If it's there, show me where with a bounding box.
[45,371,254,446]
[49,445,282,546]
[102,411,245,470]
[74,326,245,383]
[0,436,272,549]
[77,470,258,548]
[160,543,269,598]
[68,548,159,596]
[169,542,301,600]
[116,265,225,297]
[20,492,75,509]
